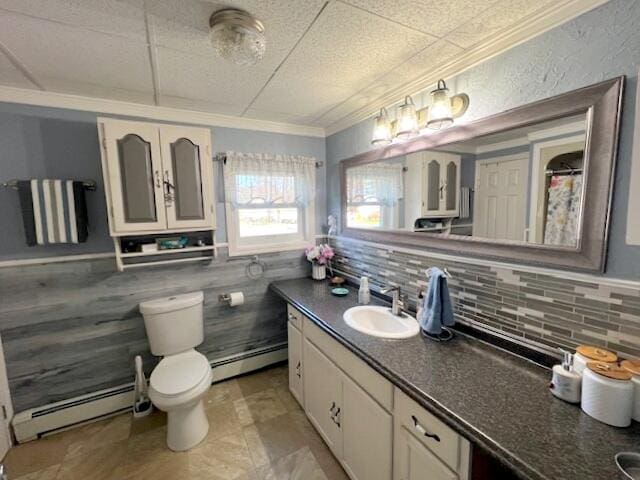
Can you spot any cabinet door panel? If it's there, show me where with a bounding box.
[288,322,304,407]
[395,427,458,480]
[444,160,458,213]
[425,159,441,214]
[160,126,215,229]
[342,373,392,480]
[303,338,343,458]
[102,121,166,233]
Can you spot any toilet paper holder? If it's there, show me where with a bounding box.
[219,294,232,303]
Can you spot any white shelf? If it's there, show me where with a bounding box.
[120,245,215,258]
[121,256,213,269]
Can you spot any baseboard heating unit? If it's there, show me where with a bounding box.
[12,343,287,443]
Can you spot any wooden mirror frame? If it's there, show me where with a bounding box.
[339,77,624,273]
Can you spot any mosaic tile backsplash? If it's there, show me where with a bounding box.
[331,237,640,360]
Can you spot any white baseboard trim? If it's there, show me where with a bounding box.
[12,343,287,443]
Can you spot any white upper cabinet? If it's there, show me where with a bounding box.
[406,151,461,219]
[99,119,215,235]
[422,152,460,218]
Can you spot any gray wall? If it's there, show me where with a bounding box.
[0,250,308,411]
[0,102,326,261]
[0,104,323,412]
[326,0,640,279]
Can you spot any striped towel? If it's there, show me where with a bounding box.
[17,180,88,246]
[459,187,471,219]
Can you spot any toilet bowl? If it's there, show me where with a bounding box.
[140,291,212,451]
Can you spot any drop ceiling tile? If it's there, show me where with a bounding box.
[0,0,146,42]
[0,51,36,88]
[244,108,316,125]
[446,0,555,48]
[147,0,326,72]
[373,40,464,89]
[344,0,497,37]
[276,1,436,90]
[159,95,245,116]
[0,11,153,94]
[250,75,355,119]
[156,46,272,107]
[312,91,381,126]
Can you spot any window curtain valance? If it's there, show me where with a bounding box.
[223,152,316,209]
[347,163,404,206]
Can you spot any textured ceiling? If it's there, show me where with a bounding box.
[0,0,603,131]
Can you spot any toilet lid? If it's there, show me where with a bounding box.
[150,351,210,397]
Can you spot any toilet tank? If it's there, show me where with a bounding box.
[139,291,204,356]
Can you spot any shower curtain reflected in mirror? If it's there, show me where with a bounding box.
[543,174,583,246]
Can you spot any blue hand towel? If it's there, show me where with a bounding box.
[420,268,454,335]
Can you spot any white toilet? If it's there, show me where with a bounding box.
[139,291,212,451]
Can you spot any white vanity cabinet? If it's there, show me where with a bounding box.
[406,151,461,220]
[287,303,471,480]
[287,305,304,407]
[99,118,215,235]
[394,389,470,480]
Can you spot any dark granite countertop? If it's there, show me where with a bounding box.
[270,278,640,480]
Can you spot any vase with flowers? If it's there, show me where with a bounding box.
[305,243,334,280]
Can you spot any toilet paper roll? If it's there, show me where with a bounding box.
[228,292,244,307]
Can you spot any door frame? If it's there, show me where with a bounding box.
[528,134,586,243]
[473,153,529,241]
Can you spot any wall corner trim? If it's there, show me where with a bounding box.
[0,86,326,138]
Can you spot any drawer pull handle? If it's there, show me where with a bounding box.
[411,415,440,442]
[295,361,301,378]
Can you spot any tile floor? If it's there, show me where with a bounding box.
[4,364,349,480]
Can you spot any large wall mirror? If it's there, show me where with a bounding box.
[340,78,623,272]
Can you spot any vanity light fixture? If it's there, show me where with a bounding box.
[425,79,470,130]
[371,108,392,146]
[209,8,266,66]
[395,95,419,140]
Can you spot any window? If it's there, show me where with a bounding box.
[346,163,403,230]
[224,152,316,255]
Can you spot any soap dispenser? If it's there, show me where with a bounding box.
[358,277,370,305]
[549,350,581,403]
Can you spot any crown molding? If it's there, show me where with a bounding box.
[324,0,610,137]
[0,86,326,138]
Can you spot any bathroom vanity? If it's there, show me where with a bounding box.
[270,278,640,480]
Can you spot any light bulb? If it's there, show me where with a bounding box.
[395,96,418,140]
[371,108,391,146]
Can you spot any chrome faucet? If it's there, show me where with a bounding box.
[381,285,404,316]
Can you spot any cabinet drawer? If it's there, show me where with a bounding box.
[287,304,304,330]
[395,389,469,475]
[304,317,393,412]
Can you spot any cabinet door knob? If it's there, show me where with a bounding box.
[411,415,440,442]
[288,313,295,321]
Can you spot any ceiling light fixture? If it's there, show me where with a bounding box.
[209,9,266,66]
[371,108,392,146]
[395,96,419,140]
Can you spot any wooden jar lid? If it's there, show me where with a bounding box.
[576,345,617,363]
[621,359,640,376]
[586,361,632,381]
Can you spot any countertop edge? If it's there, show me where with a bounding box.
[270,283,546,480]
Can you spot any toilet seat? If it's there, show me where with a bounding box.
[150,350,210,398]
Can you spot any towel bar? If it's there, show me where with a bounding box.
[1,179,97,191]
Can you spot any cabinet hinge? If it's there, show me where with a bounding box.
[109,206,114,218]
[101,137,107,150]
[2,405,7,420]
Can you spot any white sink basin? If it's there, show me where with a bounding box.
[343,306,420,339]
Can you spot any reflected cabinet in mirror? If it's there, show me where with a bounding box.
[340,78,623,272]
